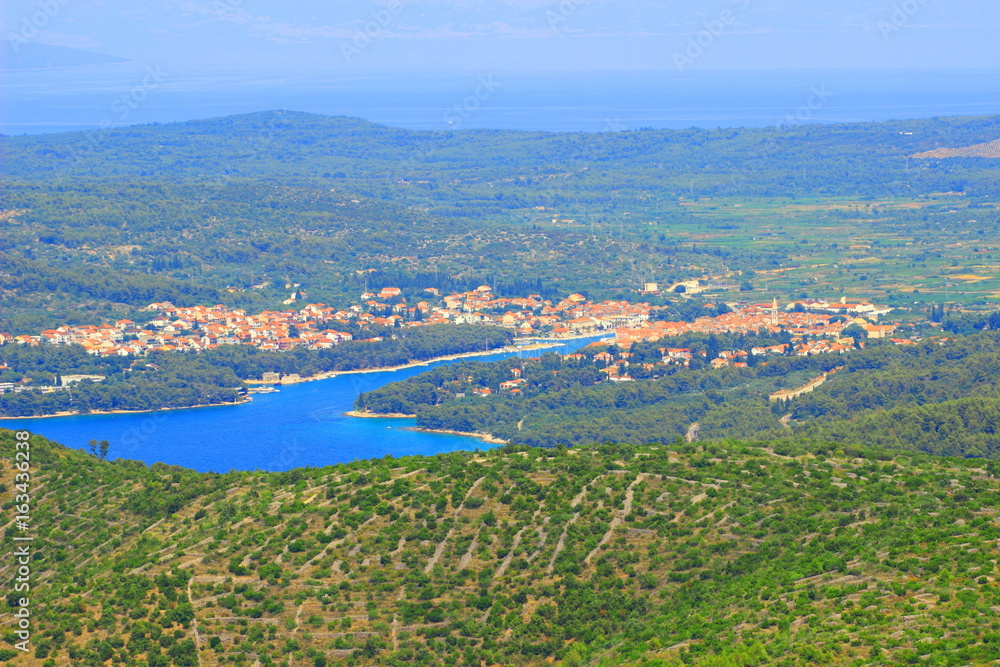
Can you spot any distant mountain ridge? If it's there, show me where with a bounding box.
[4,109,1000,189]
[0,41,128,70]
[911,138,1000,159]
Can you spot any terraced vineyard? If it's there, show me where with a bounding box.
[912,138,1000,159]
[2,429,1000,665]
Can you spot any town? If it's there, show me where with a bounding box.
[0,287,902,365]
[414,295,915,400]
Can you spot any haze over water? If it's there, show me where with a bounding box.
[2,68,998,136]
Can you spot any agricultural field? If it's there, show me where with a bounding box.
[654,196,1000,306]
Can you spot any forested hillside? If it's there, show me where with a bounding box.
[360,331,1000,458]
[2,112,999,333]
[5,112,999,201]
[2,430,999,665]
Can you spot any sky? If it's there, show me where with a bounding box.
[3,0,1000,74]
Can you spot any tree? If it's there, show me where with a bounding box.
[706,334,722,361]
[88,439,110,459]
[841,323,868,347]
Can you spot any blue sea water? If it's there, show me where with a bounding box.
[1,67,998,136]
[0,338,605,472]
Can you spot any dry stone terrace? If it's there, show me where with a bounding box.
[9,431,1000,666]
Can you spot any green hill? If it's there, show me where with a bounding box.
[3,429,999,666]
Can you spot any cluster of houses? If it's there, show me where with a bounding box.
[0,286,655,357]
[0,304,355,357]
[0,373,105,396]
[615,298,897,349]
[359,285,653,336]
[461,296,906,390]
[0,287,902,363]
[561,340,829,383]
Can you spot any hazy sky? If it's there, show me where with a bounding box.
[3,0,999,73]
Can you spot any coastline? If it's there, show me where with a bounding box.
[343,414,506,446]
[403,426,509,445]
[0,345,526,421]
[345,410,416,419]
[1,335,597,421]
[282,342,562,384]
[0,397,252,421]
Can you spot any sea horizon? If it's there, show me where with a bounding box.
[2,66,999,137]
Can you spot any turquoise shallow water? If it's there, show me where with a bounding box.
[0,337,604,472]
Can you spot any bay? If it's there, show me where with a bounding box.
[0,337,606,472]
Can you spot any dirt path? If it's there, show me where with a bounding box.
[546,481,595,574]
[493,523,530,580]
[584,473,647,564]
[458,525,483,571]
[693,500,736,524]
[187,578,205,667]
[686,422,701,443]
[526,524,548,563]
[424,477,485,573]
[391,615,401,652]
[298,515,378,574]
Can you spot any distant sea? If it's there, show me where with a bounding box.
[1,67,998,136]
